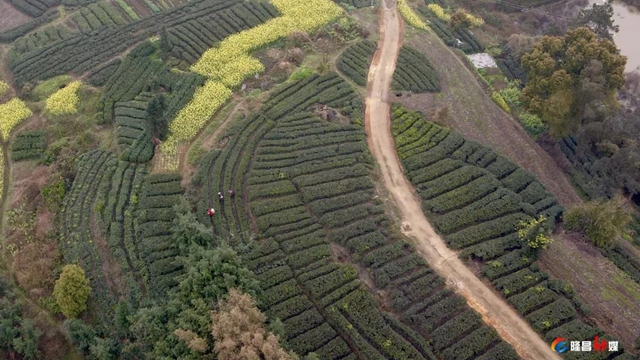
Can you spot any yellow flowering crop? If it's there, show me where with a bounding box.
[427,4,451,22]
[465,13,484,27]
[161,0,342,170]
[0,98,33,139]
[45,81,81,115]
[0,81,9,97]
[162,80,232,153]
[192,0,342,78]
[398,0,428,30]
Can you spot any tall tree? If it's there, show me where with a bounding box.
[572,0,619,40]
[53,265,91,318]
[211,289,297,360]
[520,27,626,137]
[564,194,631,248]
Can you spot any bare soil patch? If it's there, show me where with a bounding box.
[539,231,640,352]
[126,0,152,17]
[89,214,128,300]
[0,0,32,32]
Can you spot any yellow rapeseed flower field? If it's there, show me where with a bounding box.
[165,80,232,148]
[465,13,484,27]
[0,81,9,97]
[45,81,82,115]
[0,98,33,139]
[160,0,343,169]
[427,4,451,22]
[398,0,428,30]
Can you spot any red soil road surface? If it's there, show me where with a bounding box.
[0,0,32,32]
[364,1,561,359]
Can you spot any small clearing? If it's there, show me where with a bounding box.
[0,0,32,32]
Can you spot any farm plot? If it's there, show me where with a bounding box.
[70,1,128,34]
[134,173,185,298]
[392,46,439,92]
[337,40,376,86]
[96,160,148,303]
[59,150,119,321]
[338,41,439,92]
[114,96,154,163]
[496,57,527,85]
[425,18,484,54]
[167,1,279,63]
[0,8,58,42]
[10,24,73,57]
[194,75,518,360]
[10,0,59,17]
[8,0,251,87]
[97,41,163,123]
[10,129,46,161]
[391,106,634,356]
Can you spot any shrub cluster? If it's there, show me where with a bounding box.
[11,130,46,161]
[337,40,376,86]
[392,46,440,93]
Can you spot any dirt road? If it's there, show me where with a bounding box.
[364,1,561,359]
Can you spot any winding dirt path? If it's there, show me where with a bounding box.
[364,1,560,359]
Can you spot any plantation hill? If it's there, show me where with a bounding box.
[1,0,640,358]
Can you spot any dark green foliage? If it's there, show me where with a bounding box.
[88,59,121,86]
[430,310,481,350]
[392,46,440,92]
[9,0,267,87]
[337,40,376,86]
[391,106,613,346]
[496,57,527,84]
[508,283,558,315]
[188,78,515,359]
[492,266,548,296]
[71,2,128,35]
[425,18,483,54]
[475,342,520,360]
[335,0,371,8]
[135,173,184,297]
[11,130,46,161]
[114,97,154,163]
[11,0,59,17]
[0,282,42,360]
[147,94,167,140]
[167,1,279,63]
[526,298,577,333]
[11,24,73,58]
[440,327,499,360]
[60,150,118,321]
[600,245,640,285]
[98,43,163,123]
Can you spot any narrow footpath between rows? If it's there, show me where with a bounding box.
[363,1,561,359]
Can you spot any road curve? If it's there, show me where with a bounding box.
[363,1,562,359]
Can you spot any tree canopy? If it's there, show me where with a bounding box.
[571,0,619,40]
[53,264,91,318]
[564,195,632,248]
[211,289,297,360]
[521,27,627,137]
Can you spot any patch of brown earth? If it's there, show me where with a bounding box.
[0,0,32,32]
[539,231,640,352]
